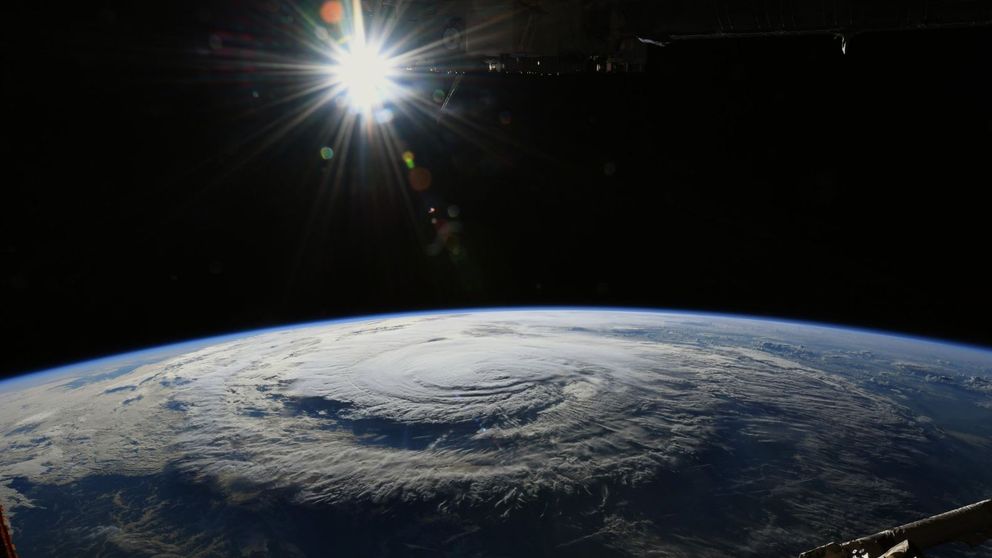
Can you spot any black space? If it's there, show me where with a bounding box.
[4,1,992,378]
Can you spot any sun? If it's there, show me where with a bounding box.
[331,42,396,113]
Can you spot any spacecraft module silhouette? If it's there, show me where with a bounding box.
[377,0,992,73]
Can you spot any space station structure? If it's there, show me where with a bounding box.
[369,0,992,72]
[0,505,17,558]
[800,498,992,558]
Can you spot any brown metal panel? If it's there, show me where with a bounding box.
[0,505,18,558]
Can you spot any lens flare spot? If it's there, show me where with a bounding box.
[409,167,432,191]
[432,89,447,104]
[374,108,394,124]
[320,1,344,24]
[402,151,415,169]
[447,205,461,218]
[499,110,512,125]
[320,146,335,160]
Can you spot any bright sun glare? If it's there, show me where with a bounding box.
[330,43,396,113]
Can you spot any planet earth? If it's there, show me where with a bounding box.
[2,309,992,557]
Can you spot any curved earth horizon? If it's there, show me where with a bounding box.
[2,309,991,557]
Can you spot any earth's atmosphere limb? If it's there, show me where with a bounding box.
[2,310,991,556]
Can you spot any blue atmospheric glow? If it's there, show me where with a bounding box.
[4,307,992,389]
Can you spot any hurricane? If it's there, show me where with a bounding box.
[2,310,991,556]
